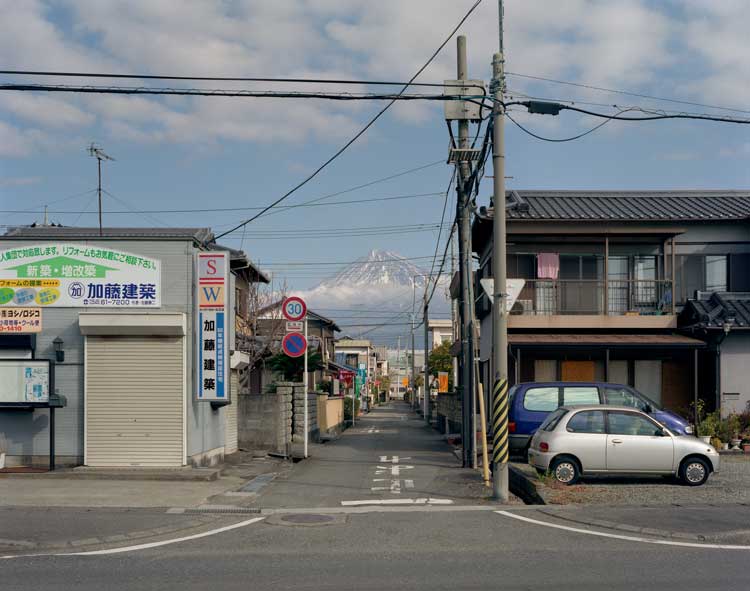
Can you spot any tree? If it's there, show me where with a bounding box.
[428,341,454,390]
[267,351,323,381]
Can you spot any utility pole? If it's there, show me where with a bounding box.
[88,143,115,236]
[423,301,429,424]
[396,336,401,400]
[411,320,416,408]
[490,0,510,502]
[456,36,474,468]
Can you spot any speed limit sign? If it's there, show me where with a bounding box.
[282,296,307,321]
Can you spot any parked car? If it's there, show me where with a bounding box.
[507,382,692,455]
[528,405,720,486]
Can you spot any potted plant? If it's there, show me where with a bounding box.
[728,414,742,450]
[697,411,719,445]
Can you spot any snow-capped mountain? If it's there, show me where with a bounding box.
[297,249,451,344]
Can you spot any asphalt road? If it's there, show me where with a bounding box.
[3,402,750,590]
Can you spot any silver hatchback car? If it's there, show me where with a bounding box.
[528,405,720,486]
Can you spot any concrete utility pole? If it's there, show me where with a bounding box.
[490,0,510,502]
[456,36,474,467]
[423,301,429,424]
[411,314,416,409]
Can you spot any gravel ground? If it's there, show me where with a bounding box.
[519,454,750,506]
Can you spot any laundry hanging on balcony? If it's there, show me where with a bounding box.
[537,253,560,280]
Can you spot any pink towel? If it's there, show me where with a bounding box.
[537,253,560,280]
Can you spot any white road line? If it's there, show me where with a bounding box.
[341,499,454,507]
[495,511,750,551]
[1,517,266,560]
[404,480,415,488]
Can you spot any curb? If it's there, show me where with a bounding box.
[0,468,220,482]
[509,464,546,505]
[537,508,708,541]
[0,513,221,555]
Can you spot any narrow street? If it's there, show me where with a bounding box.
[250,401,491,509]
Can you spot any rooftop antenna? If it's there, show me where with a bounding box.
[88,143,115,236]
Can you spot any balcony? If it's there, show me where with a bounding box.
[507,279,676,329]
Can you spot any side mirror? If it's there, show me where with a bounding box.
[656,427,668,437]
[643,404,653,414]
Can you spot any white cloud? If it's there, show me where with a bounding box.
[0,176,41,187]
[0,1,743,156]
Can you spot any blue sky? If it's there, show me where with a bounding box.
[1,1,749,292]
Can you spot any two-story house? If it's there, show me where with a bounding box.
[472,191,750,418]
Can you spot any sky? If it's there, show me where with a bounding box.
[2,0,750,297]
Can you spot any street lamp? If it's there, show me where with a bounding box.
[53,337,65,363]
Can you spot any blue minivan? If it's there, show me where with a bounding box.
[508,382,692,454]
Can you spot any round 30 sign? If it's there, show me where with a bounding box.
[282,332,307,358]
[282,296,307,321]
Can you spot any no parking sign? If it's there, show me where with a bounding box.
[282,332,307,358]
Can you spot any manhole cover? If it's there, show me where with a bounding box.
[280,513,335,525]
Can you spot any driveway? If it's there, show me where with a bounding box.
[516,454,750,505]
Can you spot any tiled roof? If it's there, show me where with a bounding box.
[502,190,750,221]
[679,292,750,330]
[3,226,214,241]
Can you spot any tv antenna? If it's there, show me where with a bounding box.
[88,143,115,236]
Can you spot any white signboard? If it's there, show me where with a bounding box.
[480,278,525,313]
[0,359,50,404]
[0,308,42,333]
[0,244,160,308]
[196,252,229,401]
[286,321,303,332]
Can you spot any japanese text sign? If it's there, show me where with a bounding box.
[0,307,42,333]
[0,244,160,308]
[196,252,229,401]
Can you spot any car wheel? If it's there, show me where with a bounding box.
[551,457,580,485]
[680,457,710,486]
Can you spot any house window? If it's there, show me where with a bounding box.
[675,255,728,302]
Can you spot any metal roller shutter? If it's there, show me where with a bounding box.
[86,336,184,467]
[225,372,238,454]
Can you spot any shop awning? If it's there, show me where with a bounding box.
[508,333,705,348]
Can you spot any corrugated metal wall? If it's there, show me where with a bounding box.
[225,372,238,454]
[86,336,184,467]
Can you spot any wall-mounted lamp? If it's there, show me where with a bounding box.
[53,337,65,363]
[723,317,736,336]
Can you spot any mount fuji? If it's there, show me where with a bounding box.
[297,249,451,343]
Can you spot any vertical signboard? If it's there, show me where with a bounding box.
[196,252,229,401]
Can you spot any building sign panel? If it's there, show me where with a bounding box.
[0,244,160,308]
[0,307,42,333]
[196,252,229,401]
[0,359,50,404]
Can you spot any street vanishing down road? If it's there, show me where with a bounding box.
[3,402,750,591]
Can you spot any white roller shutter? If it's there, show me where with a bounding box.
[225,372,238,454]
[85,336,184,467]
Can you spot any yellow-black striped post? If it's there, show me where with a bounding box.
[491,377,509,466]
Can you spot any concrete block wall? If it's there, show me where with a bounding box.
[237,385,292,454]
[436,392,462,434]
[292,384,320,443]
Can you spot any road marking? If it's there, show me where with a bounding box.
[495,511,750,551]
[404,480,415,488]
[0,517,266,560]
[342,498,454,507]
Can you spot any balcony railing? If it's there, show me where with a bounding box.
[509,279,674,316]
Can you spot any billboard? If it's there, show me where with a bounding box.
[0,244,160,308]
[0,359,50,404]
[196,252,229,401]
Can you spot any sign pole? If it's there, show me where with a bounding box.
[303,315,308,459]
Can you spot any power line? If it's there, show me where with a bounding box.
[211,0,485,241]
[0,69,483,92]
[0,83,489,103]
[505,109,625,143]
[0,191,445,215]
[426,169,456,300]
[505,71,750,115]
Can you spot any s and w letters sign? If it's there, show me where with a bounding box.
[196,252,229,401]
